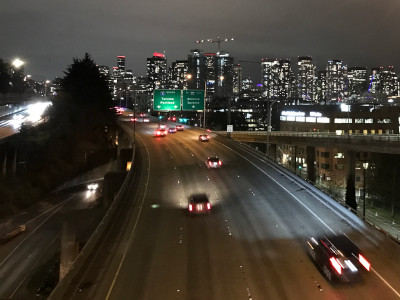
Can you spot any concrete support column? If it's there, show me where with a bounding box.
[306,146,316,183]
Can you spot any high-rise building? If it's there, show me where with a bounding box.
[261,58,293,100]
[297,56,315,102]
[379,66,398,96]
[215,51,234,98]
[347,67,367,97]
[187,49,207,90]
[315,71,327,103]
[168,60,188,89]
[326,59,347,103]
[146,52,167,90]
[233,64,242,96]
[368,67,380,94]
[117,56,126,72]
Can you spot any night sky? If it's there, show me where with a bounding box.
[2,0,399,83]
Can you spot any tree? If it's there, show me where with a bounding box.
[368,153,400,218]
[345,173,357,212]
[0,59,11,94]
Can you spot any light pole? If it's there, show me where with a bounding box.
[362,161,369,220]
[266,98,277,156]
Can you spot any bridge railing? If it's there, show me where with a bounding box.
[216,130,400,143]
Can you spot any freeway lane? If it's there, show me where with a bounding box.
[65,121,400,300]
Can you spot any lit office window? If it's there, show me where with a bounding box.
[306,117,316,123]
[334,118,352,123]
[317,117,330,123]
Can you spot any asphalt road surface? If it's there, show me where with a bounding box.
[57,121,400,300]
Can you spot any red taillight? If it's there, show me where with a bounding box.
[207,203,211,210]
[209,161,212,166]
[330,257,342,274]
[218,160,222,166]
[189,204,193,211]
[359,254,371,271]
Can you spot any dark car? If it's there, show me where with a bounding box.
[188,193,211,214]
[176,124,184,131]
[199,134,209,142]
[168,127,177,133]
[206,157,222,168]
[306,234,371,283]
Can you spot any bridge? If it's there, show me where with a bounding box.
[216,131,400,155]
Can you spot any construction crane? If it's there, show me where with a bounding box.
[195,37,234,53]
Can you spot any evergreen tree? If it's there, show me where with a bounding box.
[0,59,11,94]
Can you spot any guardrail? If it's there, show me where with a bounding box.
[48,146,136,299]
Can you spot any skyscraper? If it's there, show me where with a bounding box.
[117,56,126,72]
[261,58,293,100]
[146,52,167,90]
[326,59,347,103]
[297,56,315,102]
[187,49,207,90]
[168,60,188,89]
[215,51,234,98]
[347,67,367,97]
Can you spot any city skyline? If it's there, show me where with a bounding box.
[2,0,399,82]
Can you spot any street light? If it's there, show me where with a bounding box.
[12,58,24,69]
[362,161,369,220]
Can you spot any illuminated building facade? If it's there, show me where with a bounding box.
[215,51,234,98]
[233,64,242,96]
[326,59,347,103]
[297,56,315,102]
[146,52,167,90]
[347,67,367,97]
[261,58,294,100]
[168,60,188,89]
[187,49,206,90]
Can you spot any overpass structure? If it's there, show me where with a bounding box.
[216,131,400,155]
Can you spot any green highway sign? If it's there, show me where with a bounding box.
[182,90,204,111]
[153,89,181,111]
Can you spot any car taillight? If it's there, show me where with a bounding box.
[330,257,342,274]
[207,203,211,210]
[359,254,371,271]
[209,161,212,166]
[189,204,193,211]
[218,161,222,166]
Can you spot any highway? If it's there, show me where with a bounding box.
[56,120,400,300]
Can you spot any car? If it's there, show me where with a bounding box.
[199,134,209,142]
[154,128,167,137]
[168,127,176,133]
[206,157,222,168]
[158,124,167,129]
[176,124,184,131]
[188,193,211,214]
[139,113,146,117]
[306,234,371,283]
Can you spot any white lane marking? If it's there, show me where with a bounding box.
[220,142,400,298]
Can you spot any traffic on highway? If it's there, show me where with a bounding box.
[50,117,400,300]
